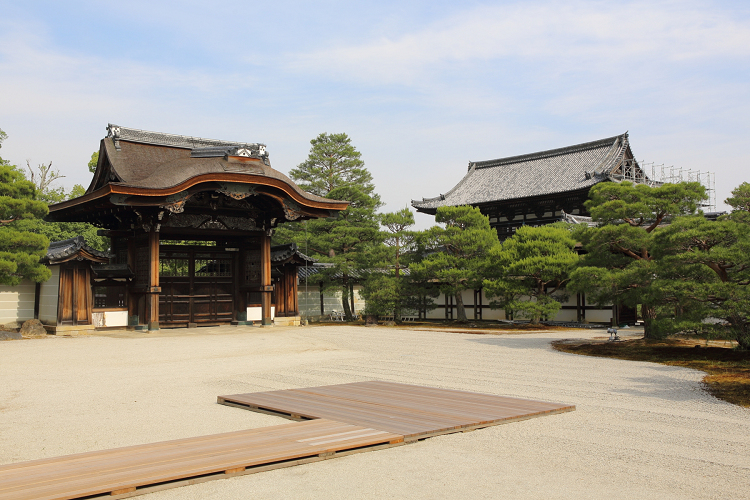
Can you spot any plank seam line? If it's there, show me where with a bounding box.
[296,429,386,442]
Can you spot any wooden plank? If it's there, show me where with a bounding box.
[219,381,575,438]
[2,381,573,500]
[0,419,402,500]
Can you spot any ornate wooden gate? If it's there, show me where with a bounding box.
[159,247,234,326]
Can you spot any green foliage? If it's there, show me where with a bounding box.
[410,206,497,322]
[725,181,750,225]
[277,133,382,320]
[586,181,706,229]
[13,217,108,252]
[18,154,107,251]
[88,151,99,174]
[484,224,579,323]
[360,274,400,316]
[0,164,50,285]
[359,208,438,319]
[725,182,750,213]
[570,181,707,336]
[0,128,8,166]
[647,183,750,349]
[289,132,380,207]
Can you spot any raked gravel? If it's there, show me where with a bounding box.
[1,325,748,499]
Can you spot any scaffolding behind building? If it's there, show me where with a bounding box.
[611,158,717,211]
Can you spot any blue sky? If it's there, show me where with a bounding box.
[1,0,748,228]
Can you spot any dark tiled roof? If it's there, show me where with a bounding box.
[90,124,344,207]
[412,134,633,211]
[298,263,336,281]
[43,237,110,264]
[92,264,134,279]
[271,243,315,265]
[107,124,268,160]
[297,265,409,281]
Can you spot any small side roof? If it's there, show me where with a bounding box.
[42,237,110,264]
[271,243,315,266]
[412,133,636,213]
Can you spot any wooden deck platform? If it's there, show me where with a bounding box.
[0,381,574,499]
[219,381,575,440]
[0,419,403,500]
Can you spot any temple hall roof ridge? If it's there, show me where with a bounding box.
[469,133,627,170]
[412,133,633,213]
[107,123,266,152]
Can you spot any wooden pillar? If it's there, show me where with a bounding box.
[289,268,298,315]
[233,250,243,323]
[145,229,160,331]
[260,232,273,326]
[581,292,586,321]
[319,282,324,316]
[275,276,285,317]
[127,237,138,327]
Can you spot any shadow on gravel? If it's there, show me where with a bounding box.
[609,374,713,403]
[464,336,555,350]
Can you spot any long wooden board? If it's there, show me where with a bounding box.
[0,419,402,500]
[219,381,575,439]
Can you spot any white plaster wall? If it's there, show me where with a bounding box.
[104,310,128,327]
[481,308,506,321]
[247,306,275,321]
[299,285,364,317]
[554,309,578,322]
[39,266,60,325]
[586,309,614,323]
[426,289,615,324]
[0,279,36,325]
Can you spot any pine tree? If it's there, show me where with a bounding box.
[410,206,497,322]
[278,133,381,320]
[569,181,707,337]
[484,224,579,324]
[0,130,50,285]
[650,182,750,349]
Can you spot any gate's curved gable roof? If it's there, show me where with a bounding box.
[412,133,634,213]
[88,125,339,206]
[49,125,348,223]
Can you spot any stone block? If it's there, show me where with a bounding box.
[20,319,47,338]
[0,330,22,341]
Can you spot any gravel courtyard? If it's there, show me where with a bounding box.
[1,325,748,499]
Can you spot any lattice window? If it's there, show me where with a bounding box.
[195,256,232,277]
[245,250,261,284]
[160,258,190,277]
[93,285,126,308]
[116,248,127,265]
[135,247,149,286]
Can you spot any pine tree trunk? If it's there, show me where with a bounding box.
[455,292,468,322]
[341,276,353,321]
[641,303,657,338]
[731,314,750,350]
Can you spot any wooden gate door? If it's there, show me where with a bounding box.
[57,262,93,326]
[159,248,234,326]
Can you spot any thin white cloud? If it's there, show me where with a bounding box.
[287,1,750,85]
[0,21,258,119]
